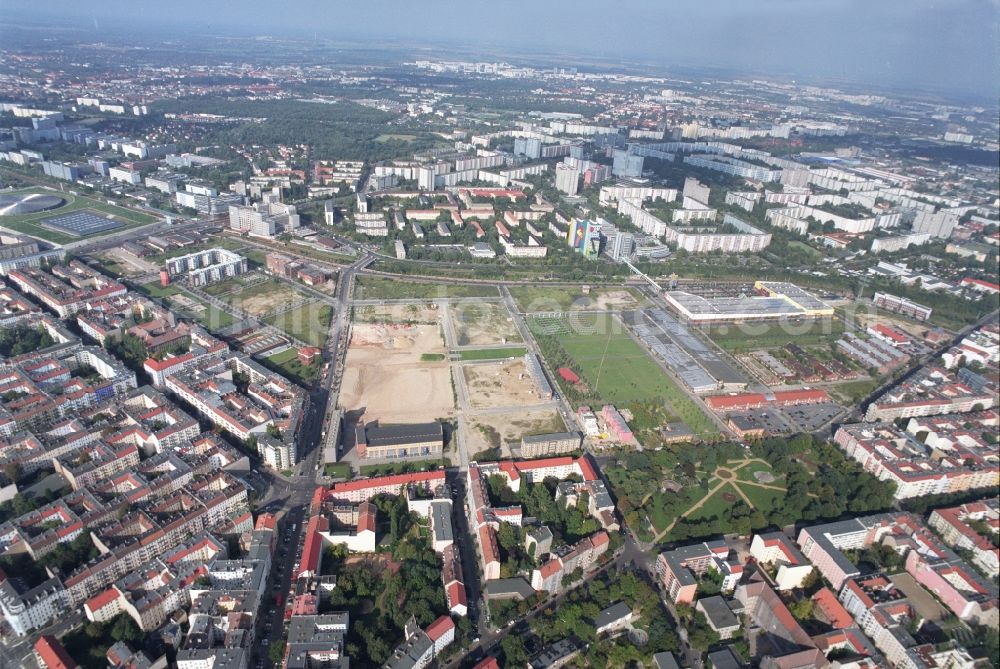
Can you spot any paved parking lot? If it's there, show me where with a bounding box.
[782,401,844,431]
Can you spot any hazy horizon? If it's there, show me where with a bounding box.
[1,0,998,102]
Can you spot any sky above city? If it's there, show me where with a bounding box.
[3,0,999,100]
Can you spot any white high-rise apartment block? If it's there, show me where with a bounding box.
[418,166,436,191]
[555,163,579,195]
[612,149,644,178]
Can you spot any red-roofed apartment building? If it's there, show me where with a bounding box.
[255,512,277,531]
[811,587,854,630]
[705,389,830,412]
[34,635,78,669]
[530,531,610,592]
[85,586,123,623]
[467,457,608,589]
[325,470,446,504]
[425,615,456,655]
[928,500,999,578]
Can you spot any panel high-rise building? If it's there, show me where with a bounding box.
[612,149,644,178]
[417,166,437,191]
[514,137,542,160]
[555,163,580,196]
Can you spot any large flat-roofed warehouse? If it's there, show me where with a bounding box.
[519,431,583,458]
[624,309,747,394]
[663,282,833,324]
[355,421,444,459]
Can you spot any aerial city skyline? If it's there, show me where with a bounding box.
[0,4,996,669]
[3,0,1000,98]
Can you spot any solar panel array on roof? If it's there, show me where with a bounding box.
[41,211,124,236]
[631,320,717,392]
[623,309,747,393]
[669,291,795,316]
[757,281,831,311]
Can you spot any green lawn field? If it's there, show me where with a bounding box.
[559,329,673,402]
[138,281,236,330]
[324,463,352,478]
[508,285,645,312]
[140,281,180,299]
[266,347,321,385]
[0,187,158,244]
[358,460,444,477]
[736,461,782,483]
[685,484,742,522]
[266,303,333,346]
[530,315,718,436]
[355,277,497,300]
[739,483,786,512]
[457,347,528,361]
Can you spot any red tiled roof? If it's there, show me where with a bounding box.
[472,657,500,669]
[706,393,767,410]
[871,323,908,342]
[479,525,500,563]
[447,581,467,607]
[144,352,193,372]
[492,507,522,518]
[515,456,576,472]
[425,615,455,641]
[297,515,329,580]
[330,470,445,493]
[34,635,77,669]
[473,659,501,669]
[812,587,853,629]
[539,559,562,578]
[291,594,319,616]
[576,455,598,481]
[84,587,120,613]
[775,389,830,404]
[357,503,376,533]
[497,461,519,480]
[962,277,1000,292]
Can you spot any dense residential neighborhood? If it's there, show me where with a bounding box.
[0,5,997,669]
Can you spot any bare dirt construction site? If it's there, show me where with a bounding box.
[465,410,567,458]
[450,302,522,346]
[339,323,455,423]
[98,248,156,277]
[354,302,440,324]
[462,359,542,409]
[853,311,935,338]
[588,289,645,311]
[205,275,307,318]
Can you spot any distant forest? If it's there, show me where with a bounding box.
[150,97,445,161]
